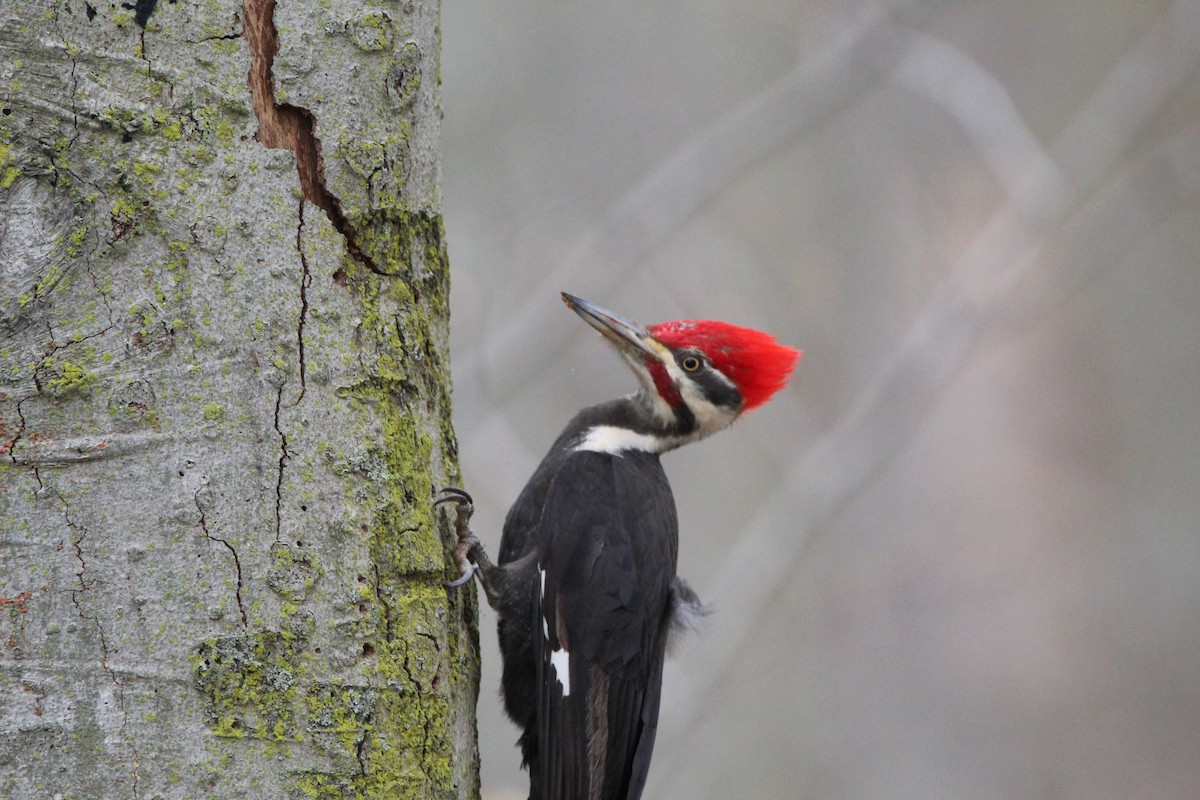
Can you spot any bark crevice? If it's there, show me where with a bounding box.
[293,199,310,405]
[58,492,142,796]
[272,385,289,542]
[195,491,248,628]
[371,563,393,642]
[243,0,380,273]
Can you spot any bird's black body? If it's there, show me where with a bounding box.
[495,399,684,800]
[438,293,799,800]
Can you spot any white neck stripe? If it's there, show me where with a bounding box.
[573,425,677,455]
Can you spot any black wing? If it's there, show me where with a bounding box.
[533,450,678,800]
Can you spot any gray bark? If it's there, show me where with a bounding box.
[0,0,479,797]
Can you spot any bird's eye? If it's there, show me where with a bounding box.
[680,355,703,373]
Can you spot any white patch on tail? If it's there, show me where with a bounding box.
[539,567,549,638]
[540,564,571,695]
[550,648,571,696]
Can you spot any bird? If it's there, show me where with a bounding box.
[438,292,800,800]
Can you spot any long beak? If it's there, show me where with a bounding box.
[562,293,658,360]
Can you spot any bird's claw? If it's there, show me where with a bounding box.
[435,487,474,528]
[444,531,482,589]
[434,486,473,508]
[444,561,478,588]
[436,487,480,589]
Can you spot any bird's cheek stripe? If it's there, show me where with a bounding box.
[645,359,683,406]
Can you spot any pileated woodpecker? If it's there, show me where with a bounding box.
[439,292,799,800]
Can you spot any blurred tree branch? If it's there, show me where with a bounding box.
[654,1,1200,780]
[464,0,925,401]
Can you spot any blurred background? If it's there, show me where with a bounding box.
[440,2,1200,799]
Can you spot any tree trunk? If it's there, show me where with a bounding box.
[0,0,479,797]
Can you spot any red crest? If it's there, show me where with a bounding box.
[648,320,801,411]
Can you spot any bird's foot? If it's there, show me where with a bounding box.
[435,487,482,590]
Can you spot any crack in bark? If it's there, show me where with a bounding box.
[3,395,28,464]
[117,0,159,83]
[57,497,113,680]
[56,491,142,797]
[50,6,82,137]
[371,563,393,642]
[405,627,441,771]
[6,323,73,482]
[83,266,116,328]
[293,199,310,406]
[194,491,248,627]
[19,323,117,466]
[26,291,114,368]
[355,734,368,776]
[272,385,288,542]
[189,31,242,44]
[136,25,151,76]
[27,322,56,395]
[398,636,435,773]
[4,313,116,476]
[8,398,42,489]
[48,323,117,356]
[243,0,380,273]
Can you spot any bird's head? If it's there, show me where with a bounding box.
[563,292,801,443]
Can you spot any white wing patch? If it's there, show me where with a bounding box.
[540,564,571,695]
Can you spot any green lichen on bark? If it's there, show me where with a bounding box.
[356,208,449,284]
[193,631,307,741]
[181,198,468,797]
[299,222,471,797]
[291,582,459,797]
